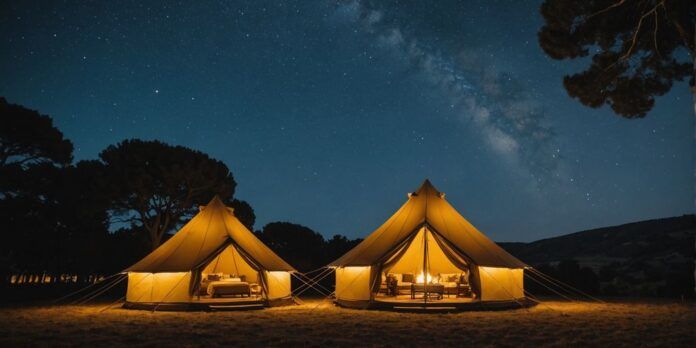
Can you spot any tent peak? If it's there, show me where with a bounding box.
[199,195,227,211]
[415,179,441,196]
[207,195,229,207]
[209,194,224,203]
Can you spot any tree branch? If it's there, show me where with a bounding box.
[587,0,627,20]
[621,2,663,61]
[109,215,140,225]
[653,8,662,59]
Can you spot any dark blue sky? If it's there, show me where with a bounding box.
[1,0,693,242]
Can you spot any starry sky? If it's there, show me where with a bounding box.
[1,0,693,242]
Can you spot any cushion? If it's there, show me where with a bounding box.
[402,273,414,283]
[207,274,221,281]
[438,273,456,283]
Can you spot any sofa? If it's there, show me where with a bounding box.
[381,273,416,296]
[381,272,472,298]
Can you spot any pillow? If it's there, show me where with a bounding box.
[402,273,414,283]
[207,274,220,281]
[239,275,247,282]
[448,274,459,282]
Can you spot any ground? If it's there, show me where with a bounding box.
[0,299,694,347]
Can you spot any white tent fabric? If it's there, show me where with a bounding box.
[331,180,527,307]
[124,196,295,306]
[330,180,526,268]
[127,196,294,272]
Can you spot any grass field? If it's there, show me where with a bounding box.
[1,299,694,346]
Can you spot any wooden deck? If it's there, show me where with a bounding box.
[374,294,475,304]
[193,295,263,303]
[123,295,266,311]
[123,294,297,311]
[336,295,535,312]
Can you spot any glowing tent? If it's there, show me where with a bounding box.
[329,180,531,310]
[123,196,296,310]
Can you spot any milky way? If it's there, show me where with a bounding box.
[334,0,560,184]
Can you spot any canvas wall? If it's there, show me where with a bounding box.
[126,272,192,303]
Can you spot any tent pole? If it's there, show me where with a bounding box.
[423,226,429,305]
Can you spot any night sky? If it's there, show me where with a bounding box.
[1,0,693,242]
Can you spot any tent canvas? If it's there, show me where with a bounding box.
[123,196,296,309]
[330,180,530,309]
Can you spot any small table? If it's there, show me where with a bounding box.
[457,283,472,297]
[410,283,444,300]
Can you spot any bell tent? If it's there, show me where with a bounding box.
[123,196,296,310]
[329,180,532,310]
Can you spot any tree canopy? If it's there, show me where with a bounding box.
[0,97,73,169]
[255,223,362,272]
[256,222,327,271]
[98,139,237,249]
[228,198,256,231]
[538,0,694,118]
[0,98,74,199]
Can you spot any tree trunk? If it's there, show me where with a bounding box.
[147,214,163,250]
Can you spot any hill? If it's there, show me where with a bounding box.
[499,215,695,297]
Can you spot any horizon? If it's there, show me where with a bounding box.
[2,0,693,242]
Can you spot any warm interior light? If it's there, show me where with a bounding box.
[417,272,436,284]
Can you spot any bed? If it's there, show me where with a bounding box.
[207,279,251,298]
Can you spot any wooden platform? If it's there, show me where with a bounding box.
[337,296,535,312]
[123,295,296,311]
[374,294,475,303]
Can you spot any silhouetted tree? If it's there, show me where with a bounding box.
[98,139,236,249]
[102,226,151,273]
[0,160,113,279]
[48,161,112,274]
[228,199,256,231]
[0,98,78,280]
[0,97,73,169]
[256,222,327,272]
[324,234,362,264]
[0,97,73,198]
[538,0,694,118]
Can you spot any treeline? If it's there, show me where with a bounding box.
[525,259,694,298]
[0,97,360,285]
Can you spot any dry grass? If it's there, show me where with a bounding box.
[0,299,694,347]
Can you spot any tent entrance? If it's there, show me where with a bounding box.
[375,226,476,303]
[193,244,265,301]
